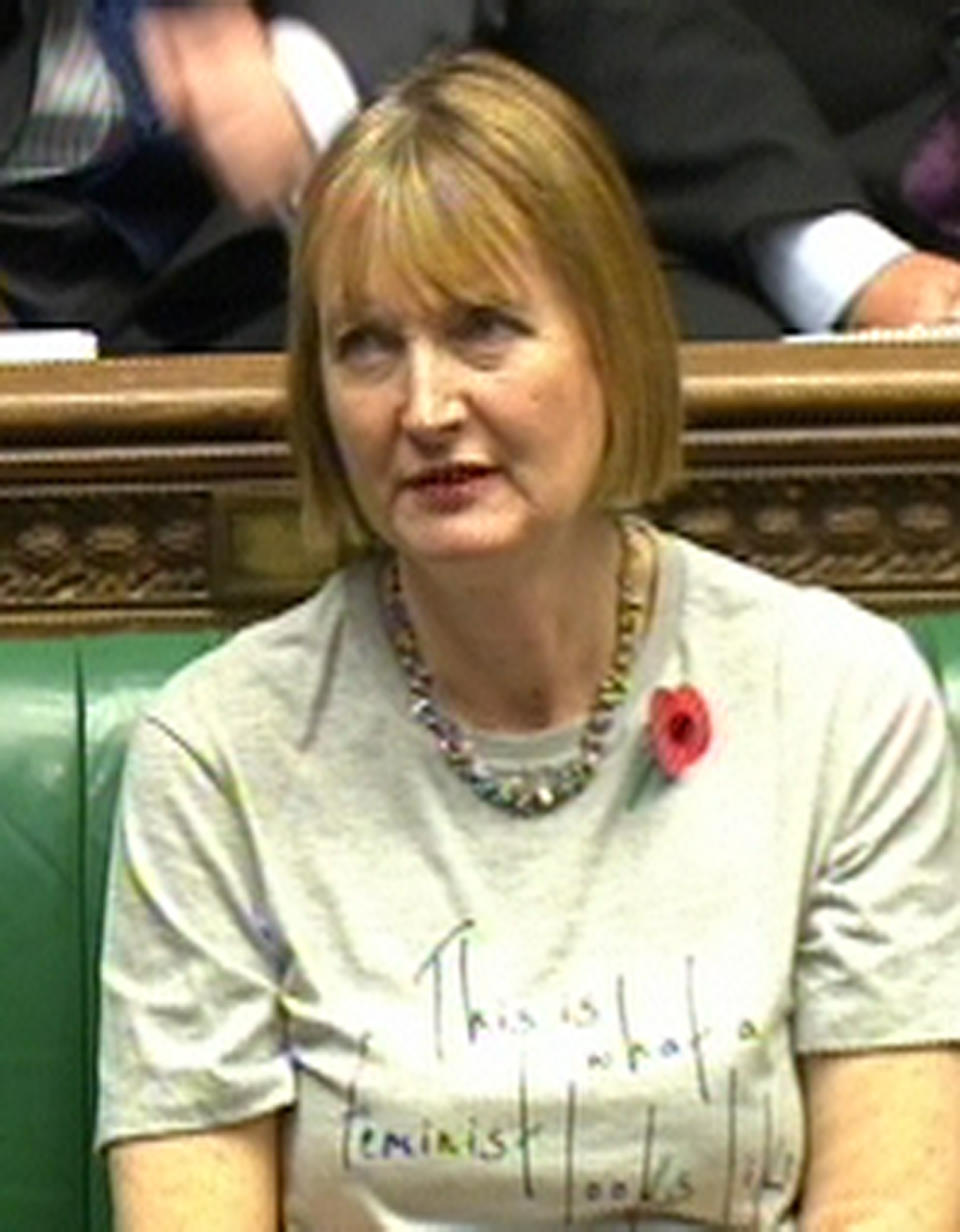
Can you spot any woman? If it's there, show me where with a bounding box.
[97,51,960,1230]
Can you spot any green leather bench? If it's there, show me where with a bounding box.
[1,616,958,1231]
[0,632,223,1232]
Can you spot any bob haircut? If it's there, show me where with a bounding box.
[288,49,683,565]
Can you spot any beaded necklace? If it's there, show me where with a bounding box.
[384,519,648,818]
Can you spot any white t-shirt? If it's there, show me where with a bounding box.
[97,531,960,1229]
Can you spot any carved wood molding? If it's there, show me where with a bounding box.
[0,489,210,608]
[660,468,960,611]
[2,341,960,633]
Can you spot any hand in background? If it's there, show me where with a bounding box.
[136,4,313,215]
[844,251,960,330]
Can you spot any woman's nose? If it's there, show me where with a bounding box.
[400,340,465,435]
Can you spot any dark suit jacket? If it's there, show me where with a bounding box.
[0,0,454,351]
[0,0,263,349]
[301,1,954,288]
[499,1,953,262]
[718,0,954,254]
[0,1,44,160]
[0,0,505,350]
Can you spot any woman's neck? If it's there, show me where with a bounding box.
[392,516,649,733]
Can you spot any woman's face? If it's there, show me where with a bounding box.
[319,250,608,566]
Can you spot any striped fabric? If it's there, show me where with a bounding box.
[3,0,126,184]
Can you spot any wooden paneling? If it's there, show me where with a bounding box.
[1,342,959,633]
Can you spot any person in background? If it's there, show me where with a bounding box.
[97,49,960,1231]
[0,0,457,352]
[570,0,960,337]
[172,0,960,341]
[6,0,960,349]
[461,0,960,338]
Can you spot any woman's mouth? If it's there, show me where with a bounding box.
[404,463,498,509]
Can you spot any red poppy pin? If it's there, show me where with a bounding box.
[649,685,711,779]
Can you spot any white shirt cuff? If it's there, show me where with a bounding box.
[749,210,914,333]
[268,18,359,154]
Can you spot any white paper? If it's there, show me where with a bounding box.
[0,329,99,363]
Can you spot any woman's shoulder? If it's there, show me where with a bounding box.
[666,530,926,683]
[141,559,379,735]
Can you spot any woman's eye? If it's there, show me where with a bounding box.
[454,305,527,352]
[332,324,400,372]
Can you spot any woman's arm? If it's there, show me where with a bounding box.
[800,1046,960,1230]
[108,1112,281,1232]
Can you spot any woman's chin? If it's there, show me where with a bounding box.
[387,510,530,565]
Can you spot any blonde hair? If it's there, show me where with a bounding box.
[288,49,682,565]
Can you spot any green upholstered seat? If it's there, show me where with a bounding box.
[0,632,221,1232]
[0,641,84,1229]
[905,611,960,740]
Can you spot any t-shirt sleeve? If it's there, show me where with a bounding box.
[792,612,960,1054]
[96,689,295,1148]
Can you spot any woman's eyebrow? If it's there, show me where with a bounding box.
[446,284,529,313]
[323,300,386,330]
